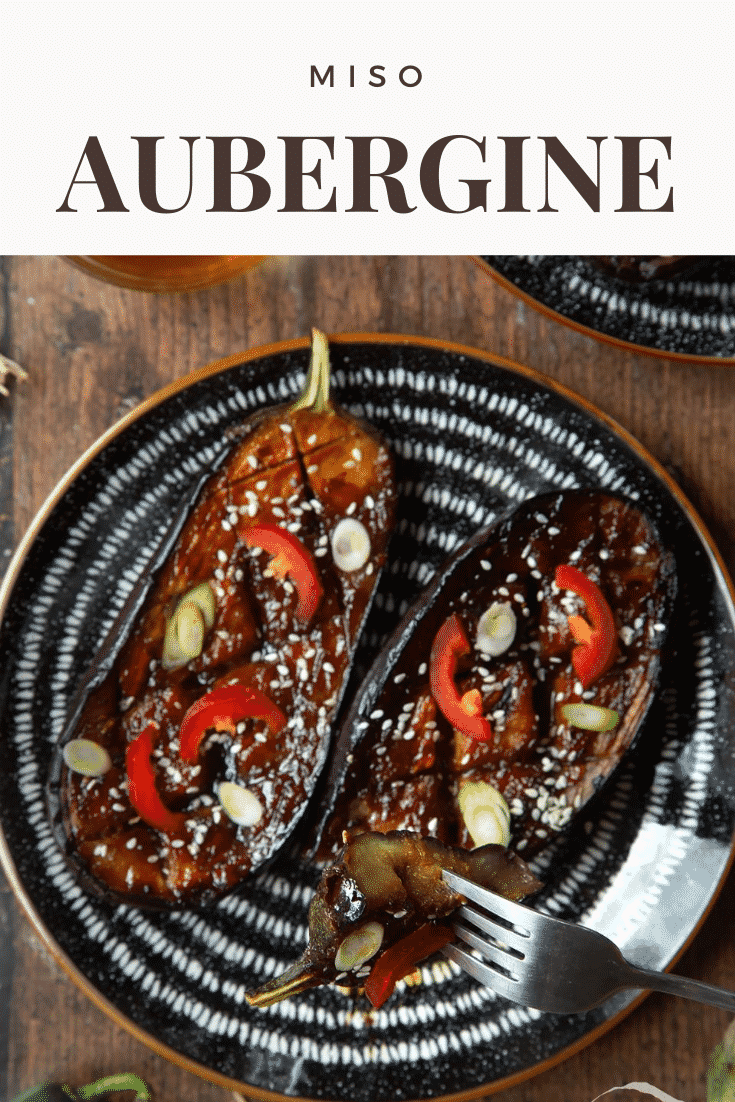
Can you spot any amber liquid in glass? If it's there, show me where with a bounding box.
[66,255,264,292]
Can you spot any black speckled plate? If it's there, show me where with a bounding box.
[478,256,735,362]
[1,334,734,1101]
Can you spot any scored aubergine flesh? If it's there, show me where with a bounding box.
[52,331,396,905]
[246,830,541,1007]
[315,490,676,861]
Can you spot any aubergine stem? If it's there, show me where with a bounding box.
[290,329,331,414]
[245,956,323,1008]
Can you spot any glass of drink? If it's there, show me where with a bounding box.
[65,255,265,292]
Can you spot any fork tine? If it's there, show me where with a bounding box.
[442,869,532,925]
[442,869,538,931]
[442,943,525,1005]
[451,917,524,968]
[453,903,530,957]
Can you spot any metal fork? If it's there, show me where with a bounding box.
[441,869,735,1014]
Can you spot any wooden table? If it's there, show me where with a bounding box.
[1,255,733,1102]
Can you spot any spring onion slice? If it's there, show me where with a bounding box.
[561,701,619,731]
[63,738,112,777]
[476,601,517,657]
[458,781,511,846]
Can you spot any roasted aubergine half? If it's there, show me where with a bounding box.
[49,331,396,906]
[315,490,676,860]
[246,830,541,1008]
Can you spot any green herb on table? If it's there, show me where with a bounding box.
[708,1019,735,1102]
[11,1072,150,1102]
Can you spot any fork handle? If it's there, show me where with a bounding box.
[627,964,735,1013]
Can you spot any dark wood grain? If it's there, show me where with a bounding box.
[1,254,733,1102]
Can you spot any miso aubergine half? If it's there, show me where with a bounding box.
[315,490,676,861]
[49,332,396,906]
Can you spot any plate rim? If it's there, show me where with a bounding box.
[473,257,735,366]
[2,330,734,1100]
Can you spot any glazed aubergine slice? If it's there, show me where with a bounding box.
[50,331,396,906]
[246,830,541,1008]
[315,490,676,861]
